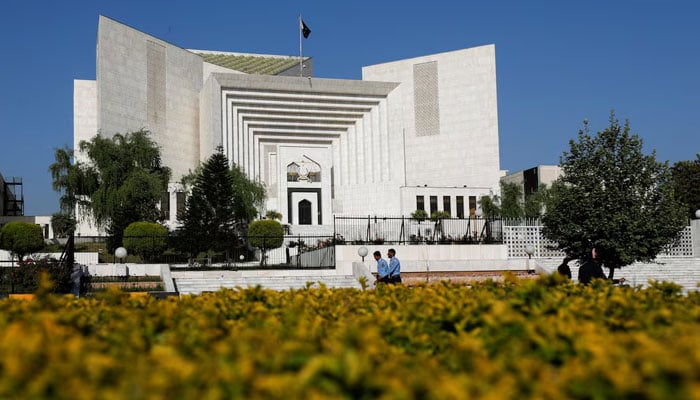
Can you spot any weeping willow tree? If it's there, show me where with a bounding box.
[51,130,170,250]
[49,146,87,237]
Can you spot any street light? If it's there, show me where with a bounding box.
[115,247,127,261]
[524,245,534,274]
[357,246,368,262]
[695,209,700,219]
[115,247,128,278]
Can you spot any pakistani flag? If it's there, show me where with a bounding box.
[300,18,311,38]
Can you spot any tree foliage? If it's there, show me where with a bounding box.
[265,210,283,221]
[477,182,551,220]
[248,220,284,266]
[499,182,524,219]
[230,164,266,223]
[411,209,429,221]
[542,113,686,271]
[49,146,77,214]
[123,221,168,262]
[177,147,264,257]
[478,195,500,218]
[523,184,551,219]
[50,212,76,238]
[670,154,700,219]
[0,221,44,261]
[50,131,170,251]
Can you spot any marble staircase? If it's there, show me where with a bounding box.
[173,270,362,295]
[537,257,700,292]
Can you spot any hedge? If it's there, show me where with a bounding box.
[0,276,698,398]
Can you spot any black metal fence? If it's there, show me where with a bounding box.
[66,234,337,268]
[333,216,503,245]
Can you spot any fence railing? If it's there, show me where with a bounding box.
[333,216,694,258]
[333,215,503,244]
[501,219,695,259]
[62,234,338,268]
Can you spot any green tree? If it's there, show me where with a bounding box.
[411,209,429,221]
[49,146,79,214]
[123,221,168,262]
[248,220,284,266]
[670,154,700,219]
[500,182,524,219]
[523,184,551,219]
[230,164,266,222]
[178,148,241,257]
[75,130,171,251]
[265,210,283,221]
[478,194,500,218]
[0,222,44,261]
[430,210,451,239]
[51,212,76,238]
[542,113,686,277]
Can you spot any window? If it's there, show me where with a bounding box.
[416,196,425,211]
[287,162,300,182]
[429,196,438,216]
[160,191,170,220]
[456,196,465,219]
[176,192,186,219]
[443,196,451,216]
[469,196,477,217]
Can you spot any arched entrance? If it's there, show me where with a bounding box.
[298,199,312,225]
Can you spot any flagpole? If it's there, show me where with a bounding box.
[299,14,303,77]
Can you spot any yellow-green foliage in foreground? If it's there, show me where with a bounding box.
[1,275,700,399]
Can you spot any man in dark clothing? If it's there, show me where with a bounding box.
[557,257,573,279]
[578,247,625,285]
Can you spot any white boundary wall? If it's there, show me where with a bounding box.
[503,220,695,259]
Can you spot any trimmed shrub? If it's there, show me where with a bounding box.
[248,220,284,266]
[430,210,451,220]
[411,209,428,221]
[0,221,44,261]
[0,278,698,398]
[123,222,168,262]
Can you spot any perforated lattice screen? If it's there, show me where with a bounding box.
[413,61,440,137]
[503,221,694,258]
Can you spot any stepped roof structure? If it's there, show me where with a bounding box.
[73,15,502,235]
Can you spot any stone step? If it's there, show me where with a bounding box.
[174,274,362,294]
[537,257,700,292]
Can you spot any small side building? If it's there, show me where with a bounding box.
[500,165,562,196]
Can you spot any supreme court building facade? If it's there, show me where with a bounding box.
[73,16,502,234]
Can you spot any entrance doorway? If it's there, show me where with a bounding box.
[298,200,312,225]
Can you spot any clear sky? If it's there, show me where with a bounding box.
[1,0,698,216]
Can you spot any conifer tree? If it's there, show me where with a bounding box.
[177,147,251,257]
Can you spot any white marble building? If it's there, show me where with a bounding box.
[74,16,501,234]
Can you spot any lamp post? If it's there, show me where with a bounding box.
[284,240,291,265]
[115,247,127,262]
[475,209,485,242]
[357,246,368,262]
[115,247,128,279]
[524,244,534,274]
